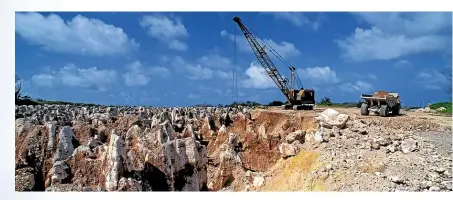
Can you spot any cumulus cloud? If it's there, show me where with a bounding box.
[264,12,324,31]
[197,54,232,69]
[338,80,374,93]
[220,30,300,58]
[353,12,452,36]
[140,14,189,51]
[242,63,276,89]
[336,27,448,61]
[170,56,233,80]
[31,64,118,91]
[337,12,451,62]
[15,12,139,56]
[296,66,340,85]
[123,61,171,86]
[416,69,451,90]
[31,74,55,87]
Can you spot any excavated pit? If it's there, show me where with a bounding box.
[204,110,319,172]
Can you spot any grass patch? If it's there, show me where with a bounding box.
[429,102,452,114]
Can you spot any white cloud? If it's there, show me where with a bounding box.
[416,69,451,90]
[296,66,340,85]
[170,56,232,80]
[220,30,300,58]
[140,14,188,51]
[15,12,139,56]
[185,64,214,80]
[336,27,448,62]
[149,66,171,77]
[124,61,151,86]
[197,54,232,69]
[31,74,55,87]
[354,12,452,36]
[31,64,118,91]
[123,61,172,86]
[338,80,374,93]
[265,12,323,31]
[242,63,276,89]
[337,12,451,62]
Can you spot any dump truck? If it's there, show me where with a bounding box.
[360,91,401,117]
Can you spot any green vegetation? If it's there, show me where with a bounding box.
[316,97,362,108]
[317,97,333,106]
[429,102,452,114]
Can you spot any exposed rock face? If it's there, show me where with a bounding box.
[279,130,305,158]
[15,105,241,191]
[209,133,243,191]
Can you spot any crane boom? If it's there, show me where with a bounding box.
[233,16,316,110]
[233,16,293,102]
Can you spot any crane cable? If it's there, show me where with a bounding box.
[233,24,238,103]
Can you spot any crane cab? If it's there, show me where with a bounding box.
[282,89,316,110]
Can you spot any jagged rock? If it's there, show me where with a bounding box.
[54,126,78,161]
[258,124,267,139]
[285,130,305,144]
[48,161,70,184]
[210,133,242,191]
[279,140,302,158]
[87,136,102,149]
[104,133,127,191]
[118,177,142,191]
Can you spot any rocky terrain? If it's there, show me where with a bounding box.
[15,104,452,192]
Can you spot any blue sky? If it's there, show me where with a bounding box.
[15,12,452,106]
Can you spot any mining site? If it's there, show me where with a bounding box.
[15,104,452,192]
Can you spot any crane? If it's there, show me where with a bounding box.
[233,16,315,110]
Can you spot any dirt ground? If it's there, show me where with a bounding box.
[211,106,452,192]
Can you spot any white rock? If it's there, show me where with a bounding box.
[46,122,57,151]
[252,175,265,187]
[258,124,267,139]
[105,133,127,191]
[54,126,77,161]
[315,108,349,129]
[314,130,324,143]
[49,161,69,184]
[401,138,418,153]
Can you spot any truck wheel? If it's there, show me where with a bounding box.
[379,105,389,117]
[361,103,369,115]
[393,105,400,115]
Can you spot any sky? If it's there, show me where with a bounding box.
[15,12,452,107]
